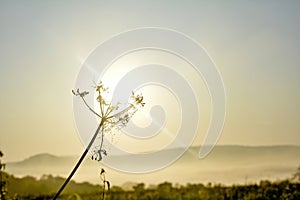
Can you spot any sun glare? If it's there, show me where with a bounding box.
[90,49,208,154]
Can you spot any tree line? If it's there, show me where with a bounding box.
[1,172,300,200]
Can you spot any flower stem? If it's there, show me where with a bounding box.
[52,120,103,199]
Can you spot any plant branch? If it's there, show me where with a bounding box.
[107,104,134,119]
[81,96,102,118]
[72,89,102,118]
[52,120,103,199]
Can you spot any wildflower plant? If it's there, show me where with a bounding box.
[72,81,145,161]
[53,81,144,199]
[100,168,110,200]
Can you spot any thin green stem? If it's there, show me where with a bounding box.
[102,178,106,200]
[104,103,112,118]
[81,96,102,118]
[99,123,105,155]
[52,120,104,199]
[107,104,134,119]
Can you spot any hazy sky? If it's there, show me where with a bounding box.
[1,1,300,162]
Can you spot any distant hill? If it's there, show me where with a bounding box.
[8,153,77,167]
[6,145,300,186]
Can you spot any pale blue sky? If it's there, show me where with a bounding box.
[0,1,300,161]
